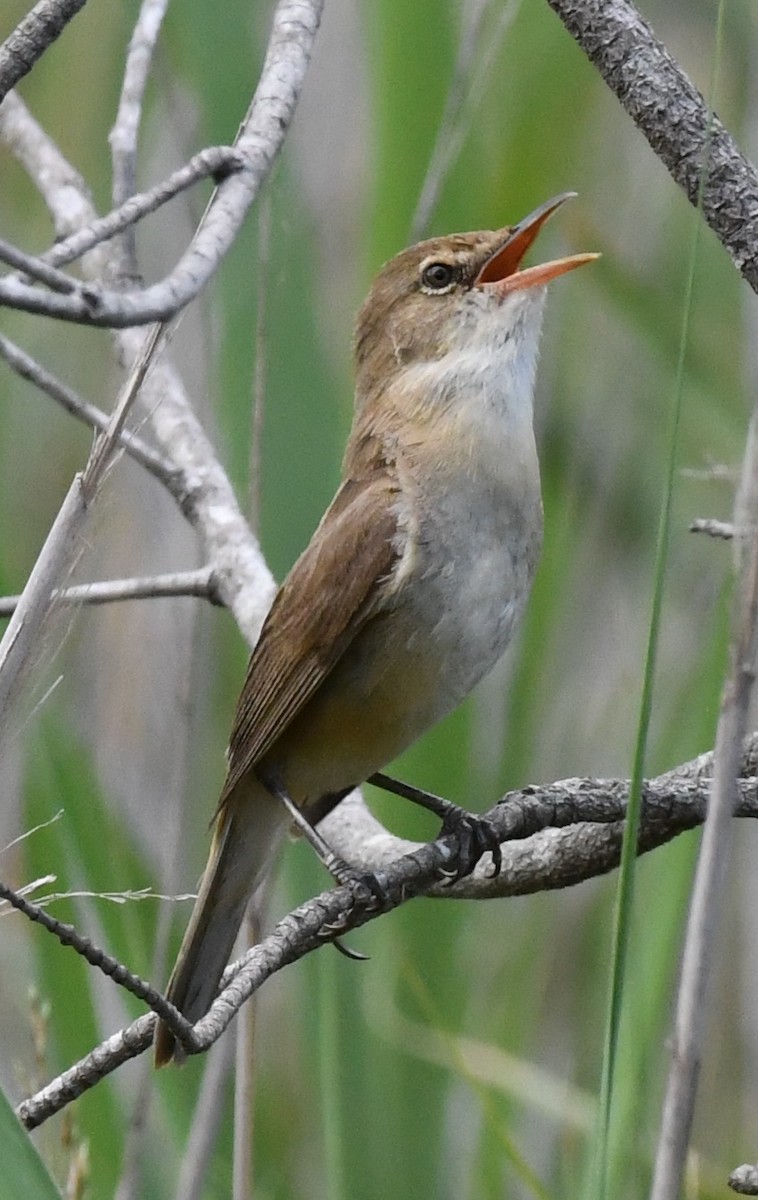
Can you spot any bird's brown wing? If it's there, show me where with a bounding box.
[219,475,401,806]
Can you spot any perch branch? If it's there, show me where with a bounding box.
[13,737,758,1130]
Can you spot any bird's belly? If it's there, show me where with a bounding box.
[268,521,538,803]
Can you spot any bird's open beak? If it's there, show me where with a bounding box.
[474,192,599,296]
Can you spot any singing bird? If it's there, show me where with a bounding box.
[154,193,597,1065]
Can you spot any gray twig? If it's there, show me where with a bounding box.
[0,332,176,487]
[0,878,182,1027]
[0,0,88,103]
[109,0,171,272]
[690,517,734,539]
[731,1164,758,1195]
[1,89,275,644]
[0,569,219,618]
[13,738,758,1131]
[0,0,326,327]
[0,236,79,293]
[0,147,242,279]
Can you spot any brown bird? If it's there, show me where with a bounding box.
[154,193,597,1065]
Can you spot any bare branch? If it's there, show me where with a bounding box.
[0,235,82,293]
[0,569,218,618]
[731,1164,758,1195]
[13,737,758,1130]
[0,0,89,103]
[690,517,734,539]
[1,93,275,643]
[545,0,758,292]
[0,332,177,486]
[18,1013,156,1129]
[109,0,170,271]
[248,196,271,532]
[0,92,240,276]
[0,0,326,327]
[0,92,102,258]
[119,340,276,643]
[14,147,242,274]
[0,878,182,1025]
[0,322,170,740]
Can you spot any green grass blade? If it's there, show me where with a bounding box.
[590,8,725,1194]
[0,1085,62,1200]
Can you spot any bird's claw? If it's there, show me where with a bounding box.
[437,806,502,883]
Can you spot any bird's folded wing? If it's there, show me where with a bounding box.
[219,475,401,805]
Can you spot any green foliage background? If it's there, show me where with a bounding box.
[0,1,754,1197]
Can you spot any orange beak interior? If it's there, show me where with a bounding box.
[475,192,599,295]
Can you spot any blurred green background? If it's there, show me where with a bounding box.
[0,1,755,1197]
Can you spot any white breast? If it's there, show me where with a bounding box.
[390,287,546,718]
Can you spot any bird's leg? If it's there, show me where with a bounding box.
[263,772,347,880]
[258,772,388,940]
[368,772,502,881]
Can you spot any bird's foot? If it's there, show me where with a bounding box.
[368,772,501,882]
[320,857,391,952]
[324,853,391,909]
[436,804,502,883]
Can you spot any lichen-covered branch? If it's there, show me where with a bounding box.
[14,738,758,1131]
[546,0,758,292]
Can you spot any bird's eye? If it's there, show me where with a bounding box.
[421,262,455,290]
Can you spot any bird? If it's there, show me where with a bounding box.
[153,192,597,1065]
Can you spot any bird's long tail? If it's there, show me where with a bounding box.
[153,780,285,1067]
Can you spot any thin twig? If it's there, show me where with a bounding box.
[248,193,271,532]
[690,517,734,539]
[0,320,170,742]
[0,569,219,618]
[0,332,177,486]
[109,0,171,272]
[1,92,275,643]
[0,879,186,1028]
[10,146,242,275]
[0,0,326,327]
[0,92,104,264]
[0,236,80,293]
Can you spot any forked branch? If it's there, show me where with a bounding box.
[12,735,758,1131]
